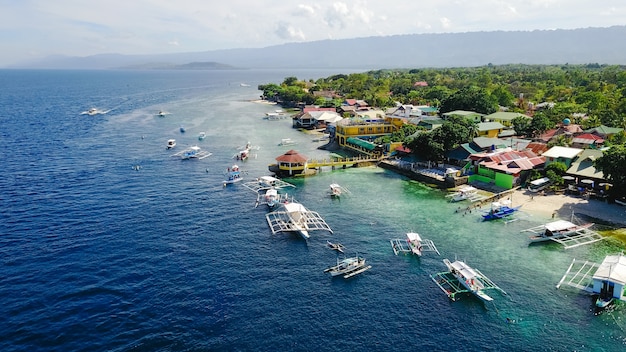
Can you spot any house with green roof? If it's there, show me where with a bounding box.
[483,112,531,128]
[477,121,505,138]
[418,118,444,131]
[565,149,605,183]
[441,110,484,123]
[585,125,624,138]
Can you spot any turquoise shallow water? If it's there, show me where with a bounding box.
[0,69,625,351]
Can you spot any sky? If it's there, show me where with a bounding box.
[1,0,625,66]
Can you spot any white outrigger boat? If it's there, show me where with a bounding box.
[390,232,440,257]
[243,176,296,193]
[556,253,626,310]
[223,165,243,186]
[233,142,259,161]
[265,201,332,240]
[255,187,287,209]
[446,185,485,203]
[329,183,350,198]
[278,138,297,146]
[81,107,108,116]
[431,259,507,302]
[522,219,601,249]
[172,146,212,160]
[324,256,371,279]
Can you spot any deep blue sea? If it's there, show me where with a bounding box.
[1,69,625,352]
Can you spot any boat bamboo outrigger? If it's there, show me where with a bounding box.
[390,232,440,257]
[482,200,521,221]
[522,219,602,249]
[430,259,507,302]
[556,253,626,310]
[324,255,371,279]
[265,201,333,240]
[172,146,212,160]
[446,185,486,203]
[329,183,351,198]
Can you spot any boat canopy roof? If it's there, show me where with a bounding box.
[450,260,479,280]
[530,177,551,186]
[593,254,626,285]
[406,232,422,241]
[545,220,577,232]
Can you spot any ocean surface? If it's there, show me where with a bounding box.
[1,69,625,352]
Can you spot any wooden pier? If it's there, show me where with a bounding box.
[306,155,384,170]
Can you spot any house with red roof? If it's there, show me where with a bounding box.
[571,133,605,149]
[469,149,545,189]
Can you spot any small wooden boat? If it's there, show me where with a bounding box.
[326,240,345,253]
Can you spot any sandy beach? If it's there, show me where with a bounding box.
[511,189,626,228]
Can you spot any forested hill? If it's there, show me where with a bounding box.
[10,26,626,70]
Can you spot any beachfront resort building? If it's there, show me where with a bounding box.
[334,115,402,157]
[467,148,545,189]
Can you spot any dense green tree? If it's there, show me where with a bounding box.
[491,85,515,107]
[529,112,554,137]
[512,116,532,137]
[439,86,498,114]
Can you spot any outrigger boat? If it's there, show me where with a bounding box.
[390,232,440,257]
[172,146,212,160]
[255,187,287,209]
[265,201,332,240]
[223,165,243,185]
[329,183,350,198]
[556,253,626,311]
[278,138,297,146]
[243,176,296,193]
[482,200,521,221]
[326,240,345,253]
[324,256,371,279]
[522,219,601,249]
[243,176,295,208]
[446,185,485,203]
[233,142,259,161]
[430,259,507,302]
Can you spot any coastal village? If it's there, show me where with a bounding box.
[255,75,626,309]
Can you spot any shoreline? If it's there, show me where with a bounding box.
[510,190,626,228]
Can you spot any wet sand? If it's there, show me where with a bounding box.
[512,190,626,227]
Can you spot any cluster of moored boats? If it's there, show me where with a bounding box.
[449,186,620,308]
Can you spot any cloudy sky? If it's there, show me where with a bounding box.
[1,0,625,66]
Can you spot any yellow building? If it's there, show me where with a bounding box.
[335,116,402,156]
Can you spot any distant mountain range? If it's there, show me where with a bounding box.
[9,26,626,70]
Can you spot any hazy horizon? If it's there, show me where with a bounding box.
[2,0,626,67]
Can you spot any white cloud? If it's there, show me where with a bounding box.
[0,0,625,66]
[274,22,306,41]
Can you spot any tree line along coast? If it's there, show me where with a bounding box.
[258,64,626,209]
